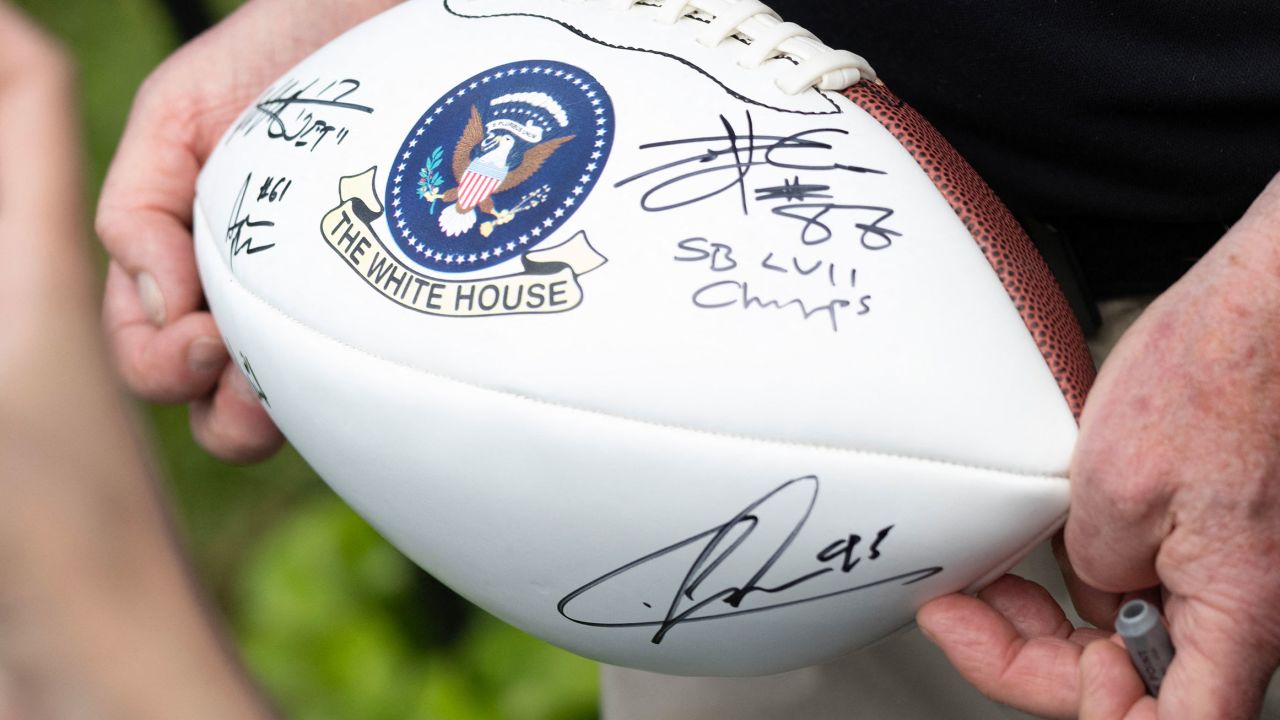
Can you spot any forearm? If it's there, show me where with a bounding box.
[1,382,274,720]
[2,156,269,720]
[0,3,293,715]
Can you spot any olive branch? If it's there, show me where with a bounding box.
[416,145,446,215]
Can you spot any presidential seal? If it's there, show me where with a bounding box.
[392,60,613,272]
[320,60,614,317]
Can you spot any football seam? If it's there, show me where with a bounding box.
[198,202,1069,484]
[441,0,846,116]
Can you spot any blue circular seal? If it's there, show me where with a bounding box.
[386,60,614,273]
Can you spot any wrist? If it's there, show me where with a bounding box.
[1223,171,1280,279]
[1186,172,1280,322]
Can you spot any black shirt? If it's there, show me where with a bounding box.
[787,2,1280,298]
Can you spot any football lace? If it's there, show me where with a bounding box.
[607,0,877,94]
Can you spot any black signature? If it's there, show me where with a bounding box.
[557,476,942,644]
[226,174,276,266]
[236,78,373,151]
[674,238,867,330]
[692,280,868,332]
[614,111,886,214]
[755,176,833,203]
[238,352,270,408]
[772,202,902,249]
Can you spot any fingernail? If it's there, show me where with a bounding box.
[187,337,228,374]
[136,272,166,325]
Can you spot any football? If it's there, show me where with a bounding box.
[194,0,1094,676]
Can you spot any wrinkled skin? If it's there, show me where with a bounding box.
[920,173,1280,719]
[93,0,1280,716]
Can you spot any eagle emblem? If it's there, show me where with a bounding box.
[386,61,614,274]
[424,95,575,238]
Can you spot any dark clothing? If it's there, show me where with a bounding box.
[789,1,1280,298]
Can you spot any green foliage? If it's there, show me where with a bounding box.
[12,0,603,716]
[236,496,599,720]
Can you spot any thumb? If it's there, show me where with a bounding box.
[1156,601,1278,720]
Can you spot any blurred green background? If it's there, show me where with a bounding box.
[14,1,600,717]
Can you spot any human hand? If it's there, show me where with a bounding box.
[917,172,1280,719]
[0,5,274,717]
[97,0,401,462]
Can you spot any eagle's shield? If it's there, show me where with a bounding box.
[457,167,504,211]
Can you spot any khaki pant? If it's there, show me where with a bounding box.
[603,298,1280,720]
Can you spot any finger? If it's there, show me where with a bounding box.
[1079,639,1154,720]
[1155,599,1276,720]
[1053,533,1134,629]
[95,99,204,327]
[980,574,1074,639]
[103,262,227,402]
[918,577,1106,719]
[91,0,402,330]
[188,362,283,464]
[977,575,1110,647]
[1060,527,1169,640]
